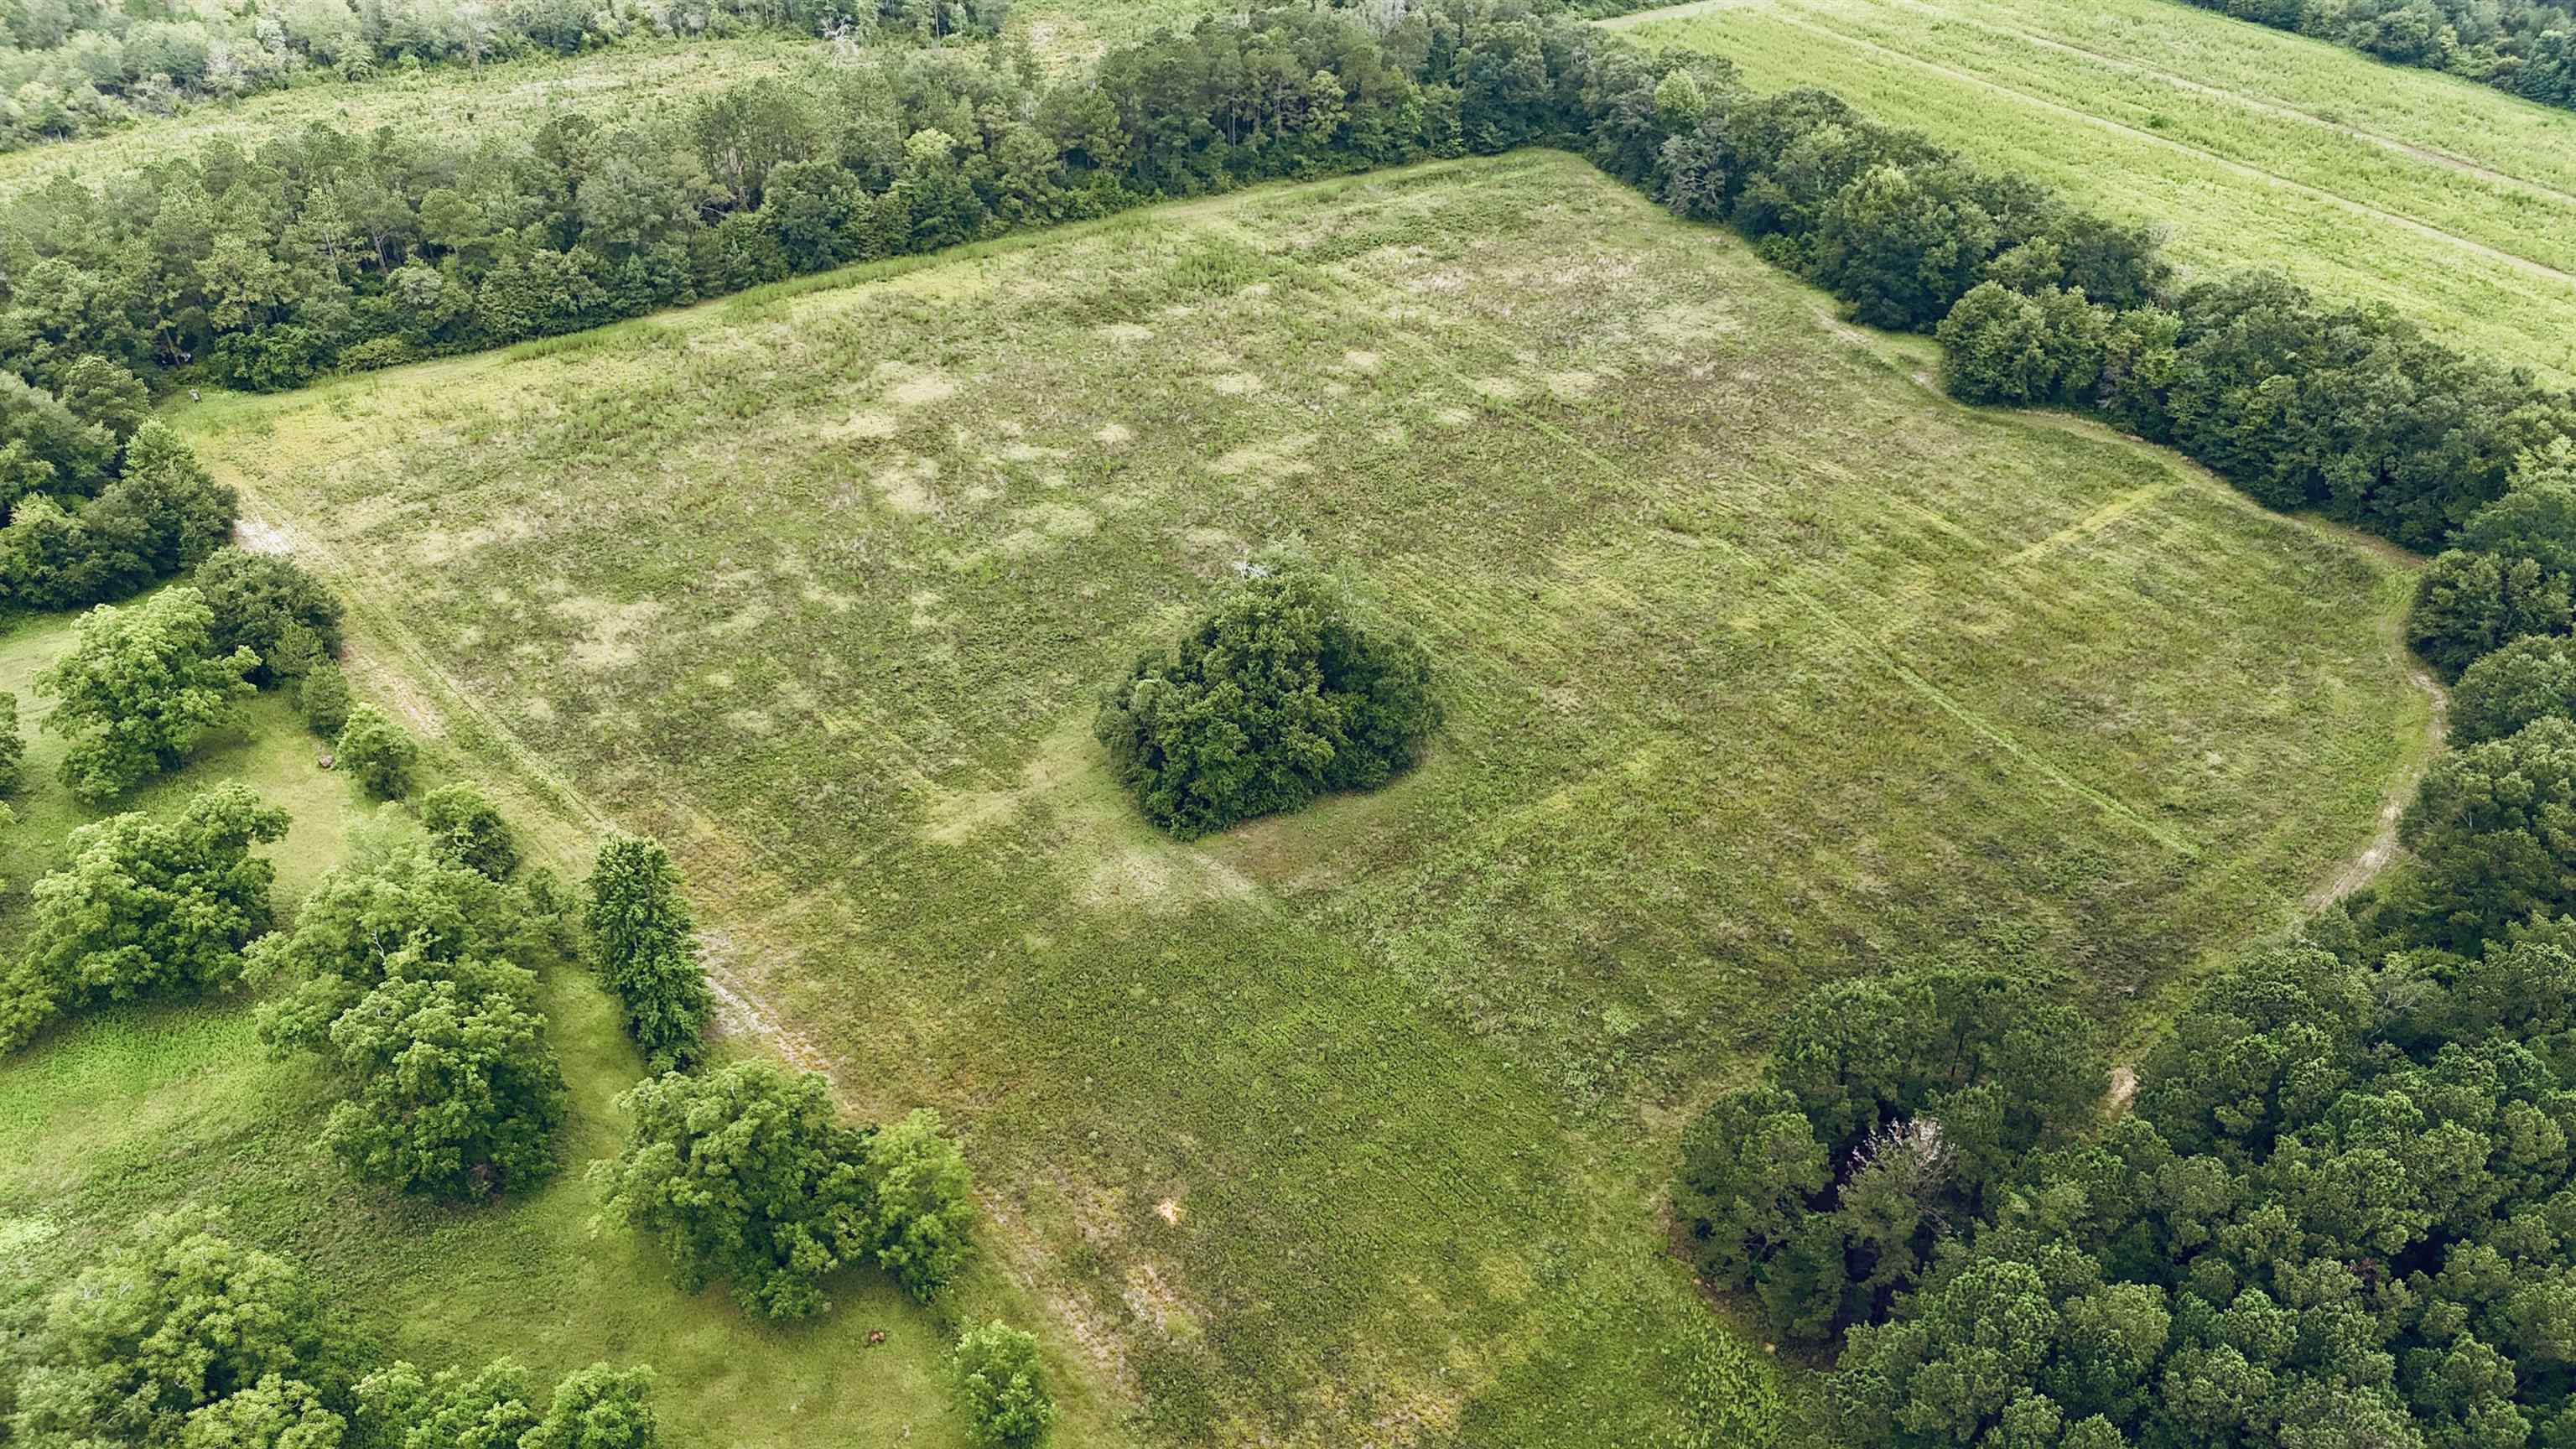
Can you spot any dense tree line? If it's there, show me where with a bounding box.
[0,1211,662,1446]
[2170,0,2576,112]
[0,0,1009,151]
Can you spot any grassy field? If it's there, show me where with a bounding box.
[1612,0,2576,383]
[0,36,826,200]
[0,605,1118,1449]
[171,151,2428,1443]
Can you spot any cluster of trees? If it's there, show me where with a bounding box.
[591,1061,978,1318]
[0,363,235,610]
[0,0,1010,151]
[0,1210,662,1446]
[1097,558,1441,837]
[1675,967,2106,1344]
[1684,943,2576,1446]
[2170,0,2576,112]
[1936,270,2573,553]
[0,2,1761,391]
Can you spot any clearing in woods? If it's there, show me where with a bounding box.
[178,152,2427,1442]
[1612,0,2576,384]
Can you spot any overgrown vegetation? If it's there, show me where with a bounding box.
[582,832,710,1072]
[590,1061,975,1320]
[0,0,1006,152]
[1096,560,1440,838]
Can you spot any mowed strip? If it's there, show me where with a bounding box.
[1614,0,2576,382]
[180,153,2421,1444]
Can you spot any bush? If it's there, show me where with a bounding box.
[1095,562,1439,838]
[0,691,21,796]
[948,1322,1054,1449]
[335,704,417,799]
[3,782,288,1052]
[34,586,257,801]
[299,662,353,739]
[2451,633,2576,744]
[195,547,345,685]
[418,782,519,880]
[356,1359,660,1449]
[3,1213,363,1446]
[2392,716,2576,946]
[584,833,713,1072]
[592,1062,877,1320]
[2407,548,2572,680]
[868,1108,977,1301]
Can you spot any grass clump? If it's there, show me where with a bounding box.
[1096,560,1439,839]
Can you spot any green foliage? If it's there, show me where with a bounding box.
[1673,966,2105,1343]
[2450,633,2576,744]
[2393,717,2576,947]
[309,944,567,1198]
[253,843,566,1198]
[333,704,417,800]
[1097,562,1440,838]
[2409,548,2573,680]
[591,1062,876,1321]
[1935,281,2106,405]
[298,663,354,740]
[867,1108,977,1303]
[583,833,711,1072]
[195,548,346,687]
[948,1322,1054,1449]
[354,1358,657,1449]
[1836,936,2576,1447]
[0,689,21,797]
[34,586,258,801]
[3,782,287,1053]
[418,783,520,880]
[2,1213,361,1447]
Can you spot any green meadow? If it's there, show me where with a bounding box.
[163,152,2429,1442]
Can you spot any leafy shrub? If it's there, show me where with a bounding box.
[299,662,353,739]
[1096,562,1439,838]
[335,704,418,800]
[2451,633,2576,744]
[2408,548,2573,680]
[868,1108,977,1302]
[3,782,287,1052]
[195,547,345,685]
[1,1213,363,1446]
[419,782,520,880]
[592,1062,876,1321]
[948,1322,1054,1449]
[584,832,713,1072]
[254,843,568,1198]
[0,691,21,796]
[356,1359,660,1449]
[34,586,257,801]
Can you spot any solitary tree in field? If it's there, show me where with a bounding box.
[949,1322,1055,1449]
[584,832,713,1072]
[3,782,287,1052]
[592,1062,876,1321]
[1096,558,1439,838]
[35,586,257,801]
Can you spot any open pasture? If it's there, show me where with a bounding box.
[1614,0,2576,382]
[177,152,2426,1442]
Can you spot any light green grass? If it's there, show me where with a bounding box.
[173,152,2427,1444]
[0,36,827,200]
[0,604,1100,1449]
[1611,0,2576,383]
